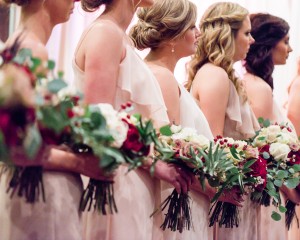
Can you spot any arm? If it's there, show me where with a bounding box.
[81,23,124,105]
[244,74,274,121]
[191,65,230,137]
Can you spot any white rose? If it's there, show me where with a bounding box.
[170,124,182,134]
[245,146,259,159]
[189,134,210,149]
[269,142,290,162]
[57,86,78,100]
[266,125,281,143]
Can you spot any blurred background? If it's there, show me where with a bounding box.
[1,0,299,113]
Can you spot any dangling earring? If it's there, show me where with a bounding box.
[171,46,175,53]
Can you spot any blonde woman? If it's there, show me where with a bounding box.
[130,0,244,239]
[186,2,260,239]
[73,0,194,239]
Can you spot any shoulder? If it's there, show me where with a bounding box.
[193,63,230,90]
[244,73,272,96]
[85,20,124,47]
[148,64,176,83]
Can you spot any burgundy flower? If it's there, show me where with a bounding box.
[121,121,149,156]
[287,151,300,165]
[249,156,267,191]
[39,128,62,145]
[259,145,270,154]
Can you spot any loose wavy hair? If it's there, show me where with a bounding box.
[244,13,289,89]
[186,2,248,98]
[129,0,197,50]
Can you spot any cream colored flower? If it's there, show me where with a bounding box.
[269,142,290,162]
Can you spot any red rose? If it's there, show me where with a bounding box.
[121,121,150,156]
[250,156,267,191]
[259,145,270,154]
[287,151,300,165]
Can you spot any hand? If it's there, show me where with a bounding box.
[281,185,300,205]
[153,160,195,194]
[10,145,50,167]
[218,188,245,207]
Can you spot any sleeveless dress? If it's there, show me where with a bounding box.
[73,36,169,240]
[160,84,214,240]
[0,167,83,240]
[216,81,261,240]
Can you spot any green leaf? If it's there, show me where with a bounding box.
[47,79,68,93]
[271,211,281,221]
[276,170,288,179]
[23,125,42,159]
[274,179,283,187]
[279,205,287,213]
[292,164,300,171]
[289,168,295,174]
[47,60,55,70]
[263,119,271,127]
[243,159,256,169]
[58,71,64,78]
[284,178,300,189]
[159,125,172,136]
[258,117,264,124]
[262,151,270,159]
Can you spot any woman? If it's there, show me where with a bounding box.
[73,0,194,239]
[130,0,242,239]
[0,1,106,239]
[243,13,300,240]
[286,59,300,240]
[186,2,260,239]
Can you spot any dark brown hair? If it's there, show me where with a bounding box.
[244,13,289,89]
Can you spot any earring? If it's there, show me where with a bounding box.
[171,46,175,53]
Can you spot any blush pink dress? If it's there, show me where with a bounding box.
[160,84,214,240]
[216,81,261,240]
[73,30,169,240]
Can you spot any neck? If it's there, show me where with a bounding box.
[20,8,54,44]
[145,48,179,73]
[102,0,136,31]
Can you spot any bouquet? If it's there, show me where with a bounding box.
[0,41,46,203]
[68,102,158,214]
[151,125,238,232]
[207,136,262,228]
[251,119,300,226]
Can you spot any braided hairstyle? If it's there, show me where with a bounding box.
[244,13,289,89]
[186,2,248,99]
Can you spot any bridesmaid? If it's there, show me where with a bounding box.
[73,0,194,239]
[243,13,300,240]
[186,2,260,240]
[287,58,300,240]
[130,0,242,239]
[0,1,107,240]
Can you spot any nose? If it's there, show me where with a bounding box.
[288,44,293,53]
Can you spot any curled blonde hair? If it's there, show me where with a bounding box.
[186,2,248,99]
[129,0,197,50]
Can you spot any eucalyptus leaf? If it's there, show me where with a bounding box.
[271,211,281,221]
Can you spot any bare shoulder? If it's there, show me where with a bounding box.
[148,64,176,84]
[85,20,124,48]
[289,76,300,94]
[243,73,272,95]
[193,63,230,91]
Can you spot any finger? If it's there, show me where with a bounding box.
[176,169,192,190]
[176,176,188,194]
[173,180,181,194]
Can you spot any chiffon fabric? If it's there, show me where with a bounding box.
[215,81,261,240]
[160,84,214,240]
[0,169,83,240]
[73,26,169,239]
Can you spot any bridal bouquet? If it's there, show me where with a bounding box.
[69,102,158,214]
[251,120,300,225]
[0,41,48,203]
[207,136,263,228]
[151,125,245,232]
